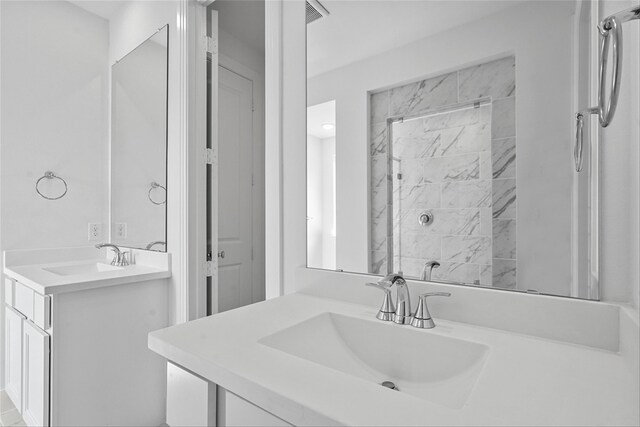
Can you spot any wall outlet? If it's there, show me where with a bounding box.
[115,223,127,239]
[88,223,102,240]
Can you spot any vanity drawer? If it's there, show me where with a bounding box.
[13,281,50,330]
[5,277,15,306]
[33,293,51,330]
[14,281,34,319]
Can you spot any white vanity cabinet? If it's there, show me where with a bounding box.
[3,269,169,427]
[4,304,26,413]
[166,363,292,427]
[21,320,51,426]
[4,278,51,426]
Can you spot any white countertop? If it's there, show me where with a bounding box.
[148,293,640,426]
[4,246,171,295]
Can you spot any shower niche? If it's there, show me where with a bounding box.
[370,57,516,288]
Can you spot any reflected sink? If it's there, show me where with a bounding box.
[42,262,123,276]
[259,313,489,408]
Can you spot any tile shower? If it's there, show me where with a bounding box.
[370,56,517,289]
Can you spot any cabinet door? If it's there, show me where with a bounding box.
[22,320,50,427]
[5,306,25,412]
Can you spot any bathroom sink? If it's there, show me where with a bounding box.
[259,312,488,408]
[42,262,123,276]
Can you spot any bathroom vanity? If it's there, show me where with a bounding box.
[149,269,640,427]
[3,246,171,426]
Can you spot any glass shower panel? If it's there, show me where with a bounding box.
[390,101,502,287]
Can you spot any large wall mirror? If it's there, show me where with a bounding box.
[306,1,598,299]
[111,25,169,252]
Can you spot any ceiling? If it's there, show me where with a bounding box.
[308,100,336,139]
[211,0,265,55]
[307,0,527,77]
[67,0,126,20]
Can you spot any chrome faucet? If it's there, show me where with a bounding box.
[95,243,129,267]
[420,261,440,281]
[367,272,412,325]
[145,241,166,251]
[366,272,452,329]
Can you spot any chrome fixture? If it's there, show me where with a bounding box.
[148,182,167,205]
[35,171,68,200]
[95,243,129,267]
[418,211,434,227]
[574,5,639,172]
[421,261,440,281]
[410,292,451,329]
[145,241,166,251]
[367,272,412,324]
[365,281,395,321]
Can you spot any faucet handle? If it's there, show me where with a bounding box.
[365,283,395,321]
[420,292,451,299]
[411,292,451,329]
[366,281,391,290]
[121,251,131,266]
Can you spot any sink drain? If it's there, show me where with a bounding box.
[380,381,398,391]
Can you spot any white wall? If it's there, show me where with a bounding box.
[218,27,264,78]
[306,134,336,270]
[270,0,640,308]
[266,0,307,296]
[307,1,576,294]
[321,137,336,270]
[307,135,324,267]
[599,0,640,307]
[0,0,110,388]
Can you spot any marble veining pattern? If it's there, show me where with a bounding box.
[493,219,516,259]
[492,137,516,178]
[492,179,517,219]
[390,72,458,117]
[369,55,517,288]
[371,123,387,156]
[458,56,516,101]
[492,258,517,289]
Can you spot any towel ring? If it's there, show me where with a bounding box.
[598,16,622,127]
[35,171,68,200]
[148,182,166,205]
[573,5,638,172]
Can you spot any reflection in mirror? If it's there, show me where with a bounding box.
[306,1,598,299]
[307,100,337,270]
[111,25,169,251]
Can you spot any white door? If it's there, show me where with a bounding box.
[22,320,50,427]
[217,66,254,313]
[5,305,25,412]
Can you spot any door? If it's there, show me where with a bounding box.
[22,320,50,427]
[5,305,25,412]
[217,66,254,313]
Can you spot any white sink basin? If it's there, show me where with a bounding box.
[260,312,489,408]
[42,262,123,276]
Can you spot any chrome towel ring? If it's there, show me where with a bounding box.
[574,5,639,172]
[598,15,623,128]
[35,171,68,200]
[148,182,166,205]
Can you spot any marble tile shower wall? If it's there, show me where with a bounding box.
[370,56,516,289]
